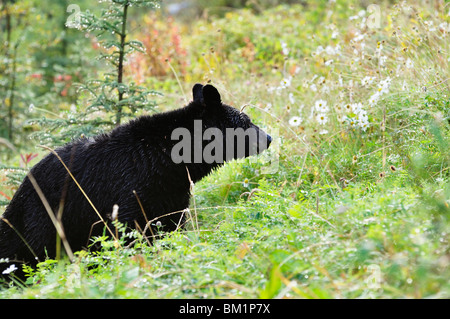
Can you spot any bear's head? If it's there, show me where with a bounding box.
[170,83,272,166]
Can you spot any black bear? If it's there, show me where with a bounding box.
[0,83,271,279]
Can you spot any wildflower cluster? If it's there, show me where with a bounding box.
[279,2,449,138]
[339,102,369,131]
[313,99,330,134]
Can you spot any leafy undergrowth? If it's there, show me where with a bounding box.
[1,1,449,298]
[2,110,449,298]
[1,158,448,298]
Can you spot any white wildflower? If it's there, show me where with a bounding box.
[343,103,352,112]
[316,45,324,55]
[360,120,369,132]
[279,76,292,89]
[2,264,17,275]
[369,91,381,106]
[325,45,336,55]
[405,58,414,69]
[424,20,436,32]
[289,116,302,127]
[360,18,367,29]
[267,86,276,93]
[337,115,347,123]
[316,113,328,125]
[351,102,363,114]
[358,109,368,122]
[353,33,365,42]
[315,99,329,113]
[361,76,375,87]
[321,84,330,94]
[378,77,392,94]
[70,104,77,113]
[438,22,449,33]
[288,93,295,104]
[379,55,387,66]
[334,44,341,55]
[281,40,289,55]
[376,42,383,53]
[402,81,408,91]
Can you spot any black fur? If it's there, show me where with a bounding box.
[0,84,271,279]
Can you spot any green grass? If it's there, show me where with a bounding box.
[1,1,449,298]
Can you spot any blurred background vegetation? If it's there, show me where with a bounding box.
[0,0,408,149]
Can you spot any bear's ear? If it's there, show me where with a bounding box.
[192,83,204,103]
[202,84,221,107]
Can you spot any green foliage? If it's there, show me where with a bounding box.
[0,0,100,150]
[76,0,161,122]
[28,0,161,146]
[0,0,32,144]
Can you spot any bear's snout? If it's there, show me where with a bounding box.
[267,134,272,146]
